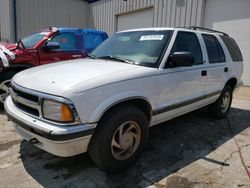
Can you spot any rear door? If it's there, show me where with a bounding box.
[156,31,206,123]
[39,31,84,65]
[201,34,228,95]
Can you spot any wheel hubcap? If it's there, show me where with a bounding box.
[111,121,141,160]
[0,80,11,103]
[221,91,231,113]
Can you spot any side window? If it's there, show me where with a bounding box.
[171,31,203,65]
[202,34,226,63]
[220,35,243,62]
[50,32,77,50]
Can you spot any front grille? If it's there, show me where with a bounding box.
[10,86,41,117]
[14,101,40,116]
[12,87,39,103]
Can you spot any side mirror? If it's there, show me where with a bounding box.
[43,41,60,51]
[166,52,195,68]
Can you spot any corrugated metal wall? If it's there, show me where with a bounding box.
[88,0,205,35]
[1,0,205,42]
[16,0,88,39]
[0,0,14,42]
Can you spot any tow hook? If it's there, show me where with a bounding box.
[29,138,39,144]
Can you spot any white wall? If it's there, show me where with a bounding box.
[204,0,250,84]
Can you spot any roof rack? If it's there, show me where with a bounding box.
[189,26,229,36]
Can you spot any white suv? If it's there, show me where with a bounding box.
[5,27,243,172]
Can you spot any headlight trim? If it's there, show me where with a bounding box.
[42,98,81,124]
[42,99,73,123]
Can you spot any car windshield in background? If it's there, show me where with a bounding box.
[90,30,172,67]
[21,32,49,48]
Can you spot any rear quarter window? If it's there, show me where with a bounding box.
[220,36,243,62]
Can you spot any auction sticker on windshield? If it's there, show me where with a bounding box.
[140,35,164,41]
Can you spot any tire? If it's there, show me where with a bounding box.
[88,104,149,172]
[209,85,233,119]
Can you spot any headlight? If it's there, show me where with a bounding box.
[42,99,74,123]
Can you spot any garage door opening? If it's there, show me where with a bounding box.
[116,8,153,32]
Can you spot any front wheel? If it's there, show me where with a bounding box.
[88,104,149,172]
[209,85,233,119]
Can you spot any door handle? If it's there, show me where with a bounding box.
[201,70,207,76]
[224,67,228,72]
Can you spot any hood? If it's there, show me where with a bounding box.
[0,42,17,51]
[13,58,154,96]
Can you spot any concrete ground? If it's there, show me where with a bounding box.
[0,87,249,188]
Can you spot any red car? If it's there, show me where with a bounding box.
[0,27,108,103]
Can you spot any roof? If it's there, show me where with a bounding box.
[117,27,175,33]
[117,27,228,36]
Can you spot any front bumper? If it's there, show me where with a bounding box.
[4,96,96,157]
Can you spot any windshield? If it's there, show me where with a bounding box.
[90,30,172,67]
[21,32,49,48]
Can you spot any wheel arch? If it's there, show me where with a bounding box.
[225,77,237,90]
[89,96,153,124]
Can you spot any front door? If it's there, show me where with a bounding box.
[156,31,206,123]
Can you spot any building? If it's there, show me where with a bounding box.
[0,0,249,84]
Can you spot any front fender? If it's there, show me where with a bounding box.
[87,91,154,123]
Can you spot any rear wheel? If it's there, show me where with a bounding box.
[88,104,149,172]
[209,85,233,119]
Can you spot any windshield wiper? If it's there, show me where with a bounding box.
[98,55,135,64]
[87,53,97,59]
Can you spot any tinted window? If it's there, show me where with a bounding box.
[202,34,225,63]
[50,33,77,50]
[171,31,203,65]
[220,36,243,62]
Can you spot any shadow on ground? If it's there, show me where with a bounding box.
[19,107,250,188]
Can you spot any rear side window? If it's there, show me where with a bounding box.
[202,34,225,63]
[171,31,203,65]
[220,36,243,62]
